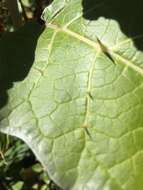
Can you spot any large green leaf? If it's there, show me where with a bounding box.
[1,0,143,189]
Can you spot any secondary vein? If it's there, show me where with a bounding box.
[83,52,99,129]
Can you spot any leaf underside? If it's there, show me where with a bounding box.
[1,0,143,189]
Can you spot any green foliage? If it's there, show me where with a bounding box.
[21,0,35,7]
[1,0,143,189]
[0,137,60,190]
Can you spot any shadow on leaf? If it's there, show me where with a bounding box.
[82,0,143,50]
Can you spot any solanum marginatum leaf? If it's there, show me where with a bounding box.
[1,0,143,189]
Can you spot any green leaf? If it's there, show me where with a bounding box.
[11,181,24,190]
[1,1,143,189]
[40,185,50,190]
[21,0,35,7]
[32,163,43,173]
[0,133,9,152]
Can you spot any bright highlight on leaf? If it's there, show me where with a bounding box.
[1,0,143,189]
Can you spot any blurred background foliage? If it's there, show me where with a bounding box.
[0,0,61,189]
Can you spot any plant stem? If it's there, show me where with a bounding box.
[6,0,22,28]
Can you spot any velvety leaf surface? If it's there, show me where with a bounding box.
[1,0,143,189]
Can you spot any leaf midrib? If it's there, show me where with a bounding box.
[46,23,143,77]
